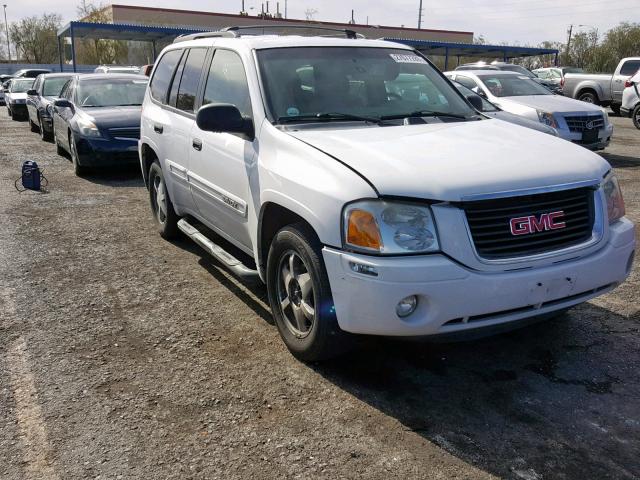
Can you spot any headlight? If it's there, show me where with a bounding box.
[343,200,439,254]
[76,114,101,137]
[537,110,558,128]
[603,172,625,223]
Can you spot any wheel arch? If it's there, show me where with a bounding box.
[258,202,324,278]
[140,142,158,188]
[577,86,601,103]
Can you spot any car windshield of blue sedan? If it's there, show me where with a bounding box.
[43,77,73,96]
[478,74,552,97]
[10,79,34,93]
[76,78,148,107]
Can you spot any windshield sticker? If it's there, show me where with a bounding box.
[390,53,427,64]
[286,106,300,116]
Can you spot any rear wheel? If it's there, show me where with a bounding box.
[267,223,352,362]
[148,161,179,239]
[633,105,640,130]
[610,104,621,116]
[578,91,599,105]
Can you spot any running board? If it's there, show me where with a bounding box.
[177,219,260,282]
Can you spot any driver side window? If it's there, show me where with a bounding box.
[202,49,253,117]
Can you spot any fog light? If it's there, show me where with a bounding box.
[396,295,418,318]
[349,261,378,277]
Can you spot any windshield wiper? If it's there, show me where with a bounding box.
[380,110,470,121]
[277,112,384,125]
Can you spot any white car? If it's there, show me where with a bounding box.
[94,65,141,74]
[621,70,640,129]
[5,78,34,120]
[139,30,635,361]
[446,70,614,150]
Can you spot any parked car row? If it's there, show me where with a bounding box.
[5,32,635,361]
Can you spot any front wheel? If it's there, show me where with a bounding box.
[29,117,38,132]
[148,161,179,239]
[633,105,640,130]
[267,223,352,362]
[69,133,88,176]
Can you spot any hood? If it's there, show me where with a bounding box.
[80,106,142,129]
[497,95,604,114]
[487,110,556,135]
[287,118,608,201]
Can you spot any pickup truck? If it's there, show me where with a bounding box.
[562,57,640,113]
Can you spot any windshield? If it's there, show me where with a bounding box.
[257,47,474,122]
[563,67,584,74]
[453,82,498,112]
[43,77,72,96]
[76,78,148,107]
[10,79,34,93]
[478,74,552,97]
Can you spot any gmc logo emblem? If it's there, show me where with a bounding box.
[509,211,566,236]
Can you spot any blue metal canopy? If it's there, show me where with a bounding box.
[56,21,214,72]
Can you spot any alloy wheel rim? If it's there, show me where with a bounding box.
[153,175,167,224]
[276,250,315,338]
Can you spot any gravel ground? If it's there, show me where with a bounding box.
[1,110,639,480]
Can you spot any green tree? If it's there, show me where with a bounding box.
[9,13,61,63]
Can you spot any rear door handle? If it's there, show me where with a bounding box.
[192,138,202,151]
[154,124,163,134]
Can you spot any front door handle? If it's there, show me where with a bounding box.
[154,124,163,134]
[192,138,202,151]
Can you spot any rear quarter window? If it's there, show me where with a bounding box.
[150,49,183,103]
[620,60,640,76]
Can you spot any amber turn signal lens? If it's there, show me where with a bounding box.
[347,209,382,251]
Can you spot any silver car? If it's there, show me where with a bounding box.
[452,81,558,136]
[445,70,613,150]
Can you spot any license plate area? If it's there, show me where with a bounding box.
[582,128,599,144]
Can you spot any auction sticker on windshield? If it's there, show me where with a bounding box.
[390,53,427,64]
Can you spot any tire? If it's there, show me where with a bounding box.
[633,104,640,130]
[9,107,15,120]
[39,116,51,142]
[610,104,621,116]
[69,132,88,176]
[148,161,179,239]
[266,223,352,362]
[578,91,599,105]
[54,128,65,156]
[29,117,38,132]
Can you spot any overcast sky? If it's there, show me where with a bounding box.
[3,0,639,45]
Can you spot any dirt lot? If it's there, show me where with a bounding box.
[1,111,639,480]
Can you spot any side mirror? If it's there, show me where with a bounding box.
[196,103,254,140]
[26,89,37,96]
[467,95,484,111]
[472,87,487,98]
[54,98,73,110]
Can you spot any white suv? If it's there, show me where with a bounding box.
[139,29,635,361]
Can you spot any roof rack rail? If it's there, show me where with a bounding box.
[173,25,364,43]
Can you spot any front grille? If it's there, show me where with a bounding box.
[463,187,595,259]
[564,114,604,133]
[108,127,140,139]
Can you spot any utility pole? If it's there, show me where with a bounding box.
[565,24,573,65]
[417,0,423,29]
[2,4,10,63]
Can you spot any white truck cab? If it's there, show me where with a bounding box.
[139,28,635,361]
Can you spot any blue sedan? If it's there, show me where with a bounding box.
[52,74,148,176]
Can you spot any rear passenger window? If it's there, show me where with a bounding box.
[175,48,207,112]
[202,49,252,117]
[150,49,183,103]
[621,60,640,76]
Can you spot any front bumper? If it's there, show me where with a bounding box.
[75,136,140,167]
[322,218,635,337]
[9,103,27,116]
